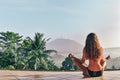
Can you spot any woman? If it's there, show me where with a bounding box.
[69,33,110,77]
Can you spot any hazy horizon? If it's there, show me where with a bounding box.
[0,0,120,48]
[47,38,120,49]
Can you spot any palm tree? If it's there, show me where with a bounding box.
[0,31,22,69]
[20,32,57,70]
[0,31,58,70]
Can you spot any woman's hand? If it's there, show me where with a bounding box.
[105,55,110,60]
[68,53,74,58]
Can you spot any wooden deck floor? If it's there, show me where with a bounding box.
[0,70,120,80]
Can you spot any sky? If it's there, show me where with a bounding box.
[0,0,120,48]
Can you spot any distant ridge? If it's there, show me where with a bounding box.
[46,38,83,53]
[104,47,120,58]
[106,56,120,69]
[104,47,120,49]
[46,38,83,67]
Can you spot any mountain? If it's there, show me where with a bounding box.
[48,53,66,67]
[106,57,120,70]
[46,38,83,53]
[102,47,120,70]
[104,47,120,58]
[46,38,83,67]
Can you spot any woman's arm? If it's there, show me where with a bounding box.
[69,53,82,64]
[81,48,88,64]
[69,48,88,64]
[100,55,110,64]
[100,55,110,71]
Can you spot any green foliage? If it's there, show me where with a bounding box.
[0,31,22,68]
[61,57,79,71]
[18,33,58,70]
[0,31,59,71]
[47,60,59,70]
[4,65,15,70]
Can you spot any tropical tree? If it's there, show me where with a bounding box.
[0,31,22,69]
[19,32,58,70]
[0,31,58,70]
[61,56,79,71]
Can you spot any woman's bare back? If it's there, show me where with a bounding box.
[88,59,102,71]
[83,47,104,71]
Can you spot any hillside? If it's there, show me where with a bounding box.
[104,47,120,58]
[48,53,65,67]
[106,56,120,70]
[46,38,83,67]
[46,38,83,53]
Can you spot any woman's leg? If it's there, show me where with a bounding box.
[69,54,90,77]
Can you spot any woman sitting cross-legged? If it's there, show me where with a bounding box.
[69,33,110,77]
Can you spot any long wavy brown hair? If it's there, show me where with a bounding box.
[85,33,101,59]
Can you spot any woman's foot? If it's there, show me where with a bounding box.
[83,73,90,77]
